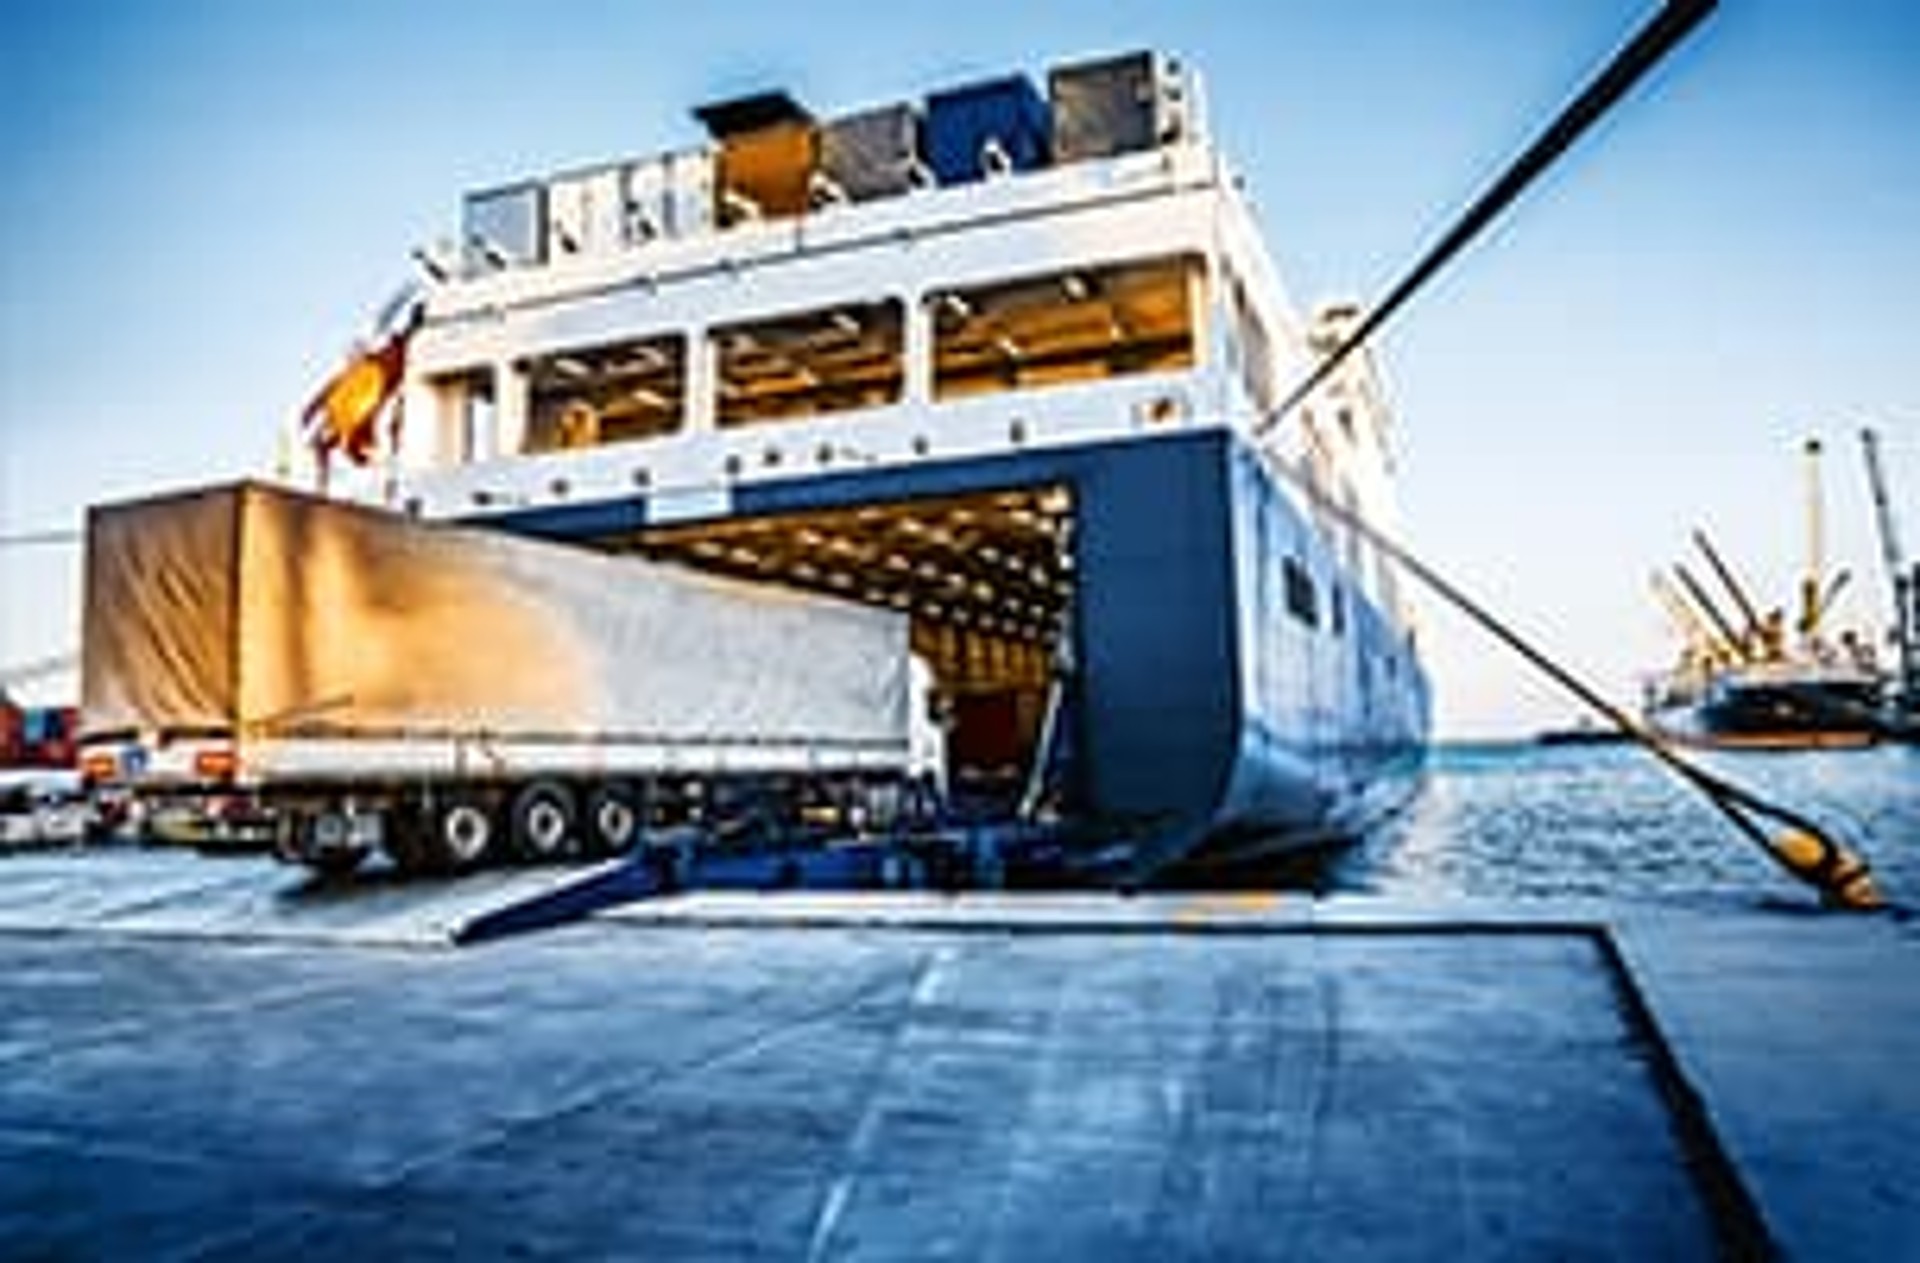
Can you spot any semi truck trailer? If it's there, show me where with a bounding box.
[78,482,941,874]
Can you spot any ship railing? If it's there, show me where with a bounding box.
[448,51,1204,285]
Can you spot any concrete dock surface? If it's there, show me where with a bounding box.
[0,849,1915,1260]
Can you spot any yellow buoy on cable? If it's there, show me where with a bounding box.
[1770,829,1884,910]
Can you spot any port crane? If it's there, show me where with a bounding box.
[1861,426,1917,710]
[1669,562,1749,663]
[1650,570,1730,667]
[1690,528,1773,658]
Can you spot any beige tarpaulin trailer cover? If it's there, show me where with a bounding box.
[81,482,909,762]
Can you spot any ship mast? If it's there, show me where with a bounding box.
[1800,437,1825,648]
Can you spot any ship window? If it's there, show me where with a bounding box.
[462,182,547,275]
[544,164,626,259]
[522,334,687,452]
[1229,273,1276,415]
[431,368,496,463]
[713,300,905,427]
[1340,480,1363,575]
[929,253,1201,400]
[1284,556,1318,627]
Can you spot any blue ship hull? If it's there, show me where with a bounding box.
[488,426,1430,879]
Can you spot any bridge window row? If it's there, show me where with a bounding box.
[478,253,1201,457]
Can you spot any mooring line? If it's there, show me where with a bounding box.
[1242,0,1885,907]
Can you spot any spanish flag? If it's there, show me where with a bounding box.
[302,304,423,466]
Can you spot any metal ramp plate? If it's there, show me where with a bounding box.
[0,850,624,948]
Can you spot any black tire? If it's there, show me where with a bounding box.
[583,782,641,856]
[380,803,432,876]
[509,781,577,863]
[308,844,367,878]
[300,811,369,876]
[429,796,497,872]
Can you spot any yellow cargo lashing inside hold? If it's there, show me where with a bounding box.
[714,301,905,428]
[930,252,1202,399]
[522,334,688,452]
[628,485,1073,799]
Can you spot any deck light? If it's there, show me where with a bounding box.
[721,190,763,223]
[621,344,666,372]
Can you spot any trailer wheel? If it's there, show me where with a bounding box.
[509,781,576,863]
[380,808,432,877]
[308,843,367,879]
[302,811,370,876]
[585,783,640,856]
[432,798,496,871]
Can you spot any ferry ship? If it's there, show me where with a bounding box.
[331,51,1430,878]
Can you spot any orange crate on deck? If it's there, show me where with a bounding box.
[716,121,817,224]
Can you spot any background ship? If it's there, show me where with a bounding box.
[293,51,1432,878]
[1644,437,1892,748]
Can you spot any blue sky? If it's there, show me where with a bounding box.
[2,0,1916,734]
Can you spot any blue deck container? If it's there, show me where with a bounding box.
[924,74,1051,185]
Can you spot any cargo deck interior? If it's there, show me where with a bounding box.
[614,486,1076,813]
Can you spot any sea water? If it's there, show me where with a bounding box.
[1326,741,1920,906]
